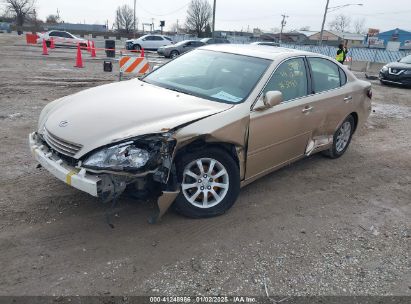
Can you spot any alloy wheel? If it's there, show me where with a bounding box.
[182,158,229,209]
[336,121,352,153]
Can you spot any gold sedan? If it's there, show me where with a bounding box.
[30,45,372,220]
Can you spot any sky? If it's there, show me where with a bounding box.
[25,0,411,33]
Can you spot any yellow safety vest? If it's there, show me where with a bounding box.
[336,51,345,62]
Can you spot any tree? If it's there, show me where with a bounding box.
[4,0,36,28]
[46,14,61,24]
[114,4,135,34]
[353,18,366,34]
[185,0,212,38]
[328,14,351,33]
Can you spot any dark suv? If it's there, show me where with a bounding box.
[379,55,411,87]
[200,38,231,45]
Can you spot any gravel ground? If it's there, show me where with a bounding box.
[0,34,410,297]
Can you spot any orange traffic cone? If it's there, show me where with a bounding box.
[74,44,84,68]
[91,41,96,58]
[87,40,91,52]
[140,48,145,58]
[50,37,55,49]
[42,38,49,55]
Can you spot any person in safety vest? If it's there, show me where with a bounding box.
[336,43,348,65]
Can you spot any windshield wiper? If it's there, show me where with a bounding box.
[165,86,193,96]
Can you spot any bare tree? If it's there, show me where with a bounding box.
[353,18,366,34]
[328,14,351,33]
[114,4,135,34]
[46,14,61,24]
[4,0,36,28]
[185,0,212,38]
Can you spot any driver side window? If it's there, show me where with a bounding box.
[263,58,308,102]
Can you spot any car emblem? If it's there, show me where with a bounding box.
[59,120,68,127]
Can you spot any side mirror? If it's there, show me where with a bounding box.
[263,91,283,108]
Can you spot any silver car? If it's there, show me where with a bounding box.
[157,40,205,58]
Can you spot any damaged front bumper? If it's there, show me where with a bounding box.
[29,132,100,196]
[29,132,180,222]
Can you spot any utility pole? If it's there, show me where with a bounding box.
[279,14,288,44]
[319,0,330,46]
[212,0,216,38]
[133,0,137,37]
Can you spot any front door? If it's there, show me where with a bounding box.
[246,57,316,179]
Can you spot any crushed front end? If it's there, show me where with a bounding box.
[29,131,179,221]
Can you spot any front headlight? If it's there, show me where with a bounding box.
[83,142,150,170]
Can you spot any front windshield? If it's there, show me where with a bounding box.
[399,55,411,64]
[143,50,271,104]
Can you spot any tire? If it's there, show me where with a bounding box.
[174,147,240,218]
[46,41,51,47]
[170,50,179,59]
[322,115,355,159]
[133,44,141,51]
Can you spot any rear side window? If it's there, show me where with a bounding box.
[164,37,172,41]
[153,36,164,41]
[308,57,341,93]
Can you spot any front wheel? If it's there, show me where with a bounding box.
[174,148,240,218]
[170,50,179,59]
[322,115,355,159]
[133,44,141,51]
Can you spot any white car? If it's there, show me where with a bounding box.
[126,34,173,51]
[37,30,87,48]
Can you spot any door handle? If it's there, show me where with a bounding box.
[344,96,353,102]
[302,106,314,113]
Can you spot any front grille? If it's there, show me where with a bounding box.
[43,129,83,157]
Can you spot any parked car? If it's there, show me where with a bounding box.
[379,55,411,87]
[37,30,87,47]
[200,37,230,45]
[251,41,280,47]
[29,45,372,219]
[126,35,173,51]
[157,40,205,58]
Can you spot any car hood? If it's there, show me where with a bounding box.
[386,62,411,69]
[42,79,232,157]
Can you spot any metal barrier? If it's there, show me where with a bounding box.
[279,44,411,64]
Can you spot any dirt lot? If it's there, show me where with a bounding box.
[0,34,410,297]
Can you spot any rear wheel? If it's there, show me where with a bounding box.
[46,40,51,47]
[322,115,355,159]
[174,148,240,218]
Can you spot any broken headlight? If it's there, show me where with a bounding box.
[83,142,150,171]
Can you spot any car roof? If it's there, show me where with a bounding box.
[198,44,314,60]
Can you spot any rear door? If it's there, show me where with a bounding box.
[152,36,166,49]
[306,57,354,145]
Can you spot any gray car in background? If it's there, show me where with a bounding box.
[157,40,205,58]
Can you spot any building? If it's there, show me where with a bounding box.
[44,23,107,33]
[378,28,411,47]
[308,30,365,46]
